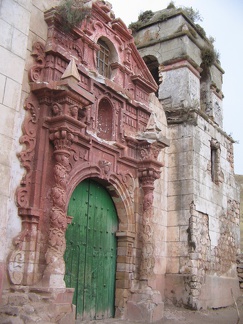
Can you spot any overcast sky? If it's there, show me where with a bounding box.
[109,0,243,175]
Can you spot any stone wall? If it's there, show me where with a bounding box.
[165,112,240,309]
[0,0,60,301]
[0,0,32,300]
[235,175,243,251]
[0,286,75,323]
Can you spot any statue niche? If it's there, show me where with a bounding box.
[97,98,113,140]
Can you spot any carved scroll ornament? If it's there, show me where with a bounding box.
[29,42,46,83]
[16,95,40,209]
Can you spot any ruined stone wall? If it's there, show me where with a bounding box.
[165,113,240,309]
[235,175,243,251]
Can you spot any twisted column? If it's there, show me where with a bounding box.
[139,168,160,280]
[42,129,74,288]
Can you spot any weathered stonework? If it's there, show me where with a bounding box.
[235,175,243,251]
[134,7,240,310]
[0,1,240,323]
[1,1,169,322]
[237,253,243,290]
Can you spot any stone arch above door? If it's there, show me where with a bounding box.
[66,165,136,232]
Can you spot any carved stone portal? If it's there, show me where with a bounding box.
[8,3,168,322]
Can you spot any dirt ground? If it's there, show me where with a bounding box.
[78,295,243,324]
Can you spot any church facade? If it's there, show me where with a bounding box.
[0,1,240,323]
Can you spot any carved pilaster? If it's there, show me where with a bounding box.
[42,128,74,288]
[16,95,40,209]
[138,168,160,280]
[8,94,41,286]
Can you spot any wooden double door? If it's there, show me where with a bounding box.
[64,179,118,320]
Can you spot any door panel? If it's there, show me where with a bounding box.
[64,179,118,320]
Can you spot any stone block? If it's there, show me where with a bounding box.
[167,209,190,227]
[116,271,130,280]
[15,0,32,11]
[11,28,28,59]
[179,225,189,242]
[127,298,164,323]
[199,275,241,309]
[167,194,193,211]
[0,19,13,49]
[0,0,30,35]
[0,104,16,137]
[116,263,131,272]
[154,256,166,274]
[168,179,193,197]
[58,306,76,324]
[166,257,179,274]
[0,47,25,83]
[116,279,130,289]
[0,74,6,105]
[30,4,48,40]
[3,78,22,111]
[167,226,179,242]
[165,273,191,306]
[1,305,20,316]
[117,255,132,263]
[167,241,188,257]
[20,314,42,322]
[189,252,201,260]
[0,134,13,166]
[8,293,29,306]
[22,304,35,314]
[0,164,11,196]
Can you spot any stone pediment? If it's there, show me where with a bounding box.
[44,1,157,100]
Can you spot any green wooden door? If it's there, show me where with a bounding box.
[64,179,118,320]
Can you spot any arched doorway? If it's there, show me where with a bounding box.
[64,179,118,320]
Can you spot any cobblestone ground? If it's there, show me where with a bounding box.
[76,295,243,324]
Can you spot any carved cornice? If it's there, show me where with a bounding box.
[30,79,95,107]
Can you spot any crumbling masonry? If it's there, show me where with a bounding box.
[0,1,240,323]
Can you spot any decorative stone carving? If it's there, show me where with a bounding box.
[8,250,25,285]
[138,168,160,280]
[69,104,79,119]
[52,103,63,116]
[119,173,135,203]
[10,4,170,323]
[16,95,39,208]
[99,159,111,178]
[8,229,29,285]
[42,129,74,288]
[29,42,46,82]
